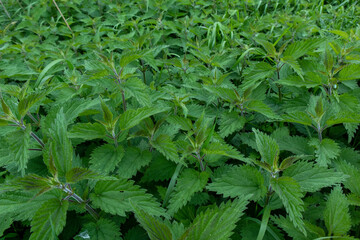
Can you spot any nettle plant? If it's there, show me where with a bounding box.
[1,0,360,240]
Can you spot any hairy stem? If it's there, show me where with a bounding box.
[59,184,99,220]
[30,131,45,148]
[112,132,118,147]
[318,129,323,142]
[16,121,45,148]
[121,90,126,112]
[113,68,126,112]
[196,151,206,171]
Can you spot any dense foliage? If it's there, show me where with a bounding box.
[1,0,360,239]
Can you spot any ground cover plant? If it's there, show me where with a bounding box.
[1,0,360,239]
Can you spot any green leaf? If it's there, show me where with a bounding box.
[344,123,358,143]
[119,107,167,131]
[253,128,279,166]
[335,160,360,196]
[272,216,307,240]
[283,38,324,59]
[90,179,166,217]
[132,203,173,240]
[48,109,73,177]
[329,30,349,40]
[309,138,340,166]
[277,75,321,88]
[119,53,142,68]
[42,98,100,130]
[166,116,192,131]
[218,112,246,138]
[256,205,271,240]
[180,196,250,240]
[281,56,303,79]
[65,167,100,183]
[338,64,360,81]
[76,218,122,240]
[117,147,152,179]
[202,141,249,163]
[324,48,334,73]
[324,187,351,236]
[271,176,305,235]
[168,169,209,215]
[281,111,312,126]
[283,161,345,192]
[325,111,360,126]
[256,39,276,56]
[279,156,302,171]
[9,174,53,193]
[151,134,183,165]
[247,100,277,119]
[29,198,68,240]
[163,164,183,208]
[0,213,12,237]
[243,62,276,88]
[18,92,47,118]
[89,144,124,175]
[35,59,64,88]
[68,122,106,140]
[204,86,237,103]
[1,98,13,116]
[123,77,151,106]
[207,165,266,201]
[272,128,314,155]
[100,98,114,125]
[7,126,31,176]
[0,191,52,221]
[142,155,177,182]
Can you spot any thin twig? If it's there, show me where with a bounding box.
[0,0,11,19]
[52,0,73,33]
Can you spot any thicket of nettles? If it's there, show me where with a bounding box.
[1,0,360,239]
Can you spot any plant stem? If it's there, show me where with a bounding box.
[121,90,126,112]
[318,130,322,142]
[30,131,45,148]
[112,132,118,147]
[52,0,73,33]
[316,124,323,142]
[277,85,282,102]
[27,112,39,125]
[16,121,45,148]
[0,0,11,19]
[29,148,42,151]
[113,68,127,112]
[59,184,99,220]
[196,151,206,171]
